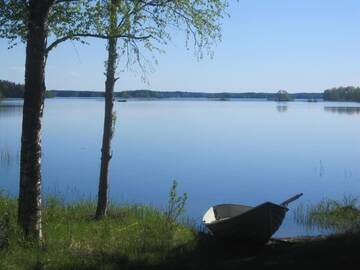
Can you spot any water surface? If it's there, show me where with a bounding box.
[1,98,360,237]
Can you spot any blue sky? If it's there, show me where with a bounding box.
[1,0,360,93]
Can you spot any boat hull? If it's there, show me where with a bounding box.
[205,202,287,244]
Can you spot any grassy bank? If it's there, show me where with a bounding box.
[0,194,196,270]
[2,193,360,269]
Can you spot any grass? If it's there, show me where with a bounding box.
[0,193,196,270]
[2,191,360,269]
[294,195,360,234]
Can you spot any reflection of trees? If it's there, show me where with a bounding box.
[324,106,360,115]
[276,105,288,112]
[0,104,22,116]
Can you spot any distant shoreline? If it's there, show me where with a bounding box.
[3,79,360,102]
[48,89,323,100]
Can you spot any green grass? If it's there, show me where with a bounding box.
[0,194,196,270]
[3,191,360,269]
[294,195,360,234]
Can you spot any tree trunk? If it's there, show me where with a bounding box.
[95,3,118,218]
[18,0,52,241]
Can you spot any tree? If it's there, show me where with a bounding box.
[96,0,119,219]
[0,0,90,241]
[275,90,291,102]
[94,0,229,218]
[0,0,144,240]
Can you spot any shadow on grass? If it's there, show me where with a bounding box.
[48,233,262,270]
[48,232,360,270]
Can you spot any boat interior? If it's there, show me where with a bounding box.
[203,204,253,224]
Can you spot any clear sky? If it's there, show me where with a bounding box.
[1,0,360,93]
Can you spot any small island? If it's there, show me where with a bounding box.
[268,90,293,102]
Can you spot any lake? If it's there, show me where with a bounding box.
[1,98,360,237]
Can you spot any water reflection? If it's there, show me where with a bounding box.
[324,106,360,115]
[0,104,22,116]
[0,147,19,169]
[276,105,288,112]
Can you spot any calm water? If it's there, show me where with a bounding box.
[1,98,360,237]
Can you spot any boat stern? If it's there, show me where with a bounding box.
[202,207,216,224]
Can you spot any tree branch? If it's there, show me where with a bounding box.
[46,33,152,54]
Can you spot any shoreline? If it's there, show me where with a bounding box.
[1,195,359,268]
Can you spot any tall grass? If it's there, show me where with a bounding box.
[294,196,360,234]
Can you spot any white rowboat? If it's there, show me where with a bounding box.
[202,193,303,244]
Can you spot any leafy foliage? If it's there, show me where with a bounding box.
[94,0,231,81]
[0,0,27,48]
[1,0,229,60]
[0,0,95,51]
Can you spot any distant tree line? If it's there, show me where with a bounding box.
[50,90,104,98]
[1,85,325,100]
[0,79,24,98]
[0,79,324,101]
[323,87,360,102]
[49,89,324,99]
[116,90,275,99]
[0,80,55,99]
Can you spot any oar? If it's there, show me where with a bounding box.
[280,193,303,207]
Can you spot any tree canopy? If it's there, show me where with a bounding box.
[1,1,91,51]
[324,86,360,102]
[1,0,229,60]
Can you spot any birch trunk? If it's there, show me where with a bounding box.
[96,0,118,219]
[18,0,53,241]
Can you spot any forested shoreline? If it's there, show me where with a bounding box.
[0,80,24,98]
[4,79,360,102]
[1,80,323,100]
[51,89,324,99]
[323,87,360,102]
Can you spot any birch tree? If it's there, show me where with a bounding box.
[94,0,229,218]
